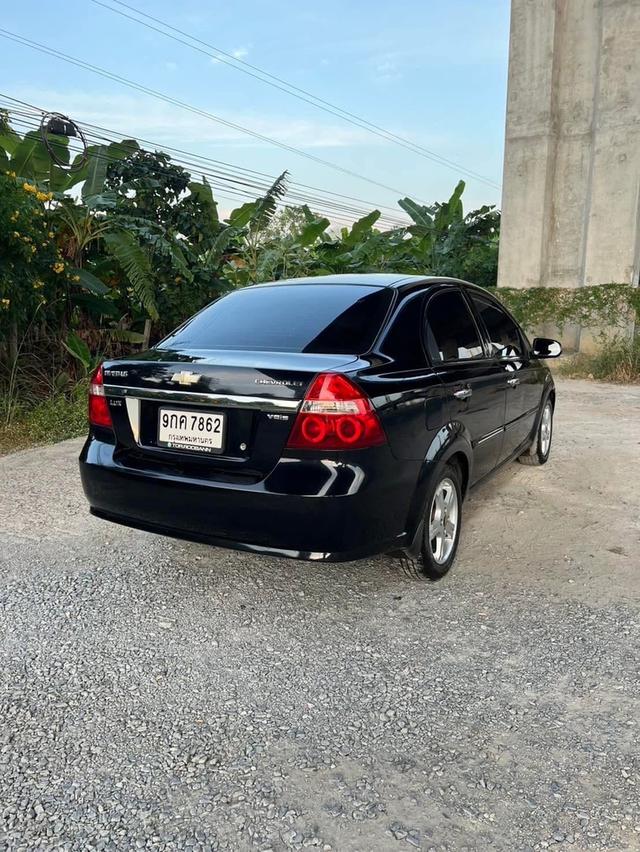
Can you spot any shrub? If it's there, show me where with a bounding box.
[0,390,87,455]
[495,283,640,334]
[0,174,61,352]
[559,336,640,383]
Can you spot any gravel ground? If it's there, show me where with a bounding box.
[1,378,639,852]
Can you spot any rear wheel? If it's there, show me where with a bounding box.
[401,463,462,581]
[518,399,553,466]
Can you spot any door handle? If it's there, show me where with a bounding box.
[506,377,520,387]
[453,387,472,400]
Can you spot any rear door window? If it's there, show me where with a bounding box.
[424,290,484,363]
[160,284,393,354]
[469,294,524,358]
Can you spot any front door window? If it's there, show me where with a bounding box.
[424,291,484,363]
[469,295,523,360]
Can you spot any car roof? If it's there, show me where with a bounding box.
[251,273,474,292]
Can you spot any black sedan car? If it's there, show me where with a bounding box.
[80,274,561,579]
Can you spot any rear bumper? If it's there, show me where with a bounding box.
[79,437,420,562]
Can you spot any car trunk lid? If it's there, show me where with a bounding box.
[102,348,360,481]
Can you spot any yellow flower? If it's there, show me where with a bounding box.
[30,245,36,253]
[22,182,37,194]
[36,191,53,203]
[33,280,44,289]
[174,276,182,283]
[73,275,81,282]
[48,232,55,239]
[1,298,10,308]
[10,212,19,222]
[6,170,16,178]
[52,261,65,274]
[12,231,20,238]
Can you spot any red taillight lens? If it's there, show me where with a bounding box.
[286,372,386,451]
[88,364,113,429]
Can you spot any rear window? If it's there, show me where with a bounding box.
[159,284,393,354]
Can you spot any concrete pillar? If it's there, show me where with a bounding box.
[498,0,640,350]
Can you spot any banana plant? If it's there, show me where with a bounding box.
[0,111,138,196]
[62,331,102,377]
[227,171,289,283]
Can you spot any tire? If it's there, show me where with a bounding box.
[401,463,463,581]
[518,398,553,466]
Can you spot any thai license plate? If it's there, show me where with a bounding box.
[157,408,225,453]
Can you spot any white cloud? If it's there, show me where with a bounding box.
[373,55,403,83]
[210,45,250,65]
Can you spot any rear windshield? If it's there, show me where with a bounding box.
[159,284,393,354]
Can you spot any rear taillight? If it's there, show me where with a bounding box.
[286,372,386,451]
[88,364,113,429]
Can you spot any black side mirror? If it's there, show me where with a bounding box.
[532,337,562,358]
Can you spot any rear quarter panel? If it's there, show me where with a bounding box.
[354,368,448,461]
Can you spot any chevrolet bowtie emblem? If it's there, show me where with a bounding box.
[170,371,200,386]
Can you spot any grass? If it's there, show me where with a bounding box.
[0,392,87,456]
[558,335,640,383]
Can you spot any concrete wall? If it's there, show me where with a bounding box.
[498,0,640,350]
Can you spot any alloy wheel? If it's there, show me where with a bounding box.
[540,403,552,456]
[428,477,459,564]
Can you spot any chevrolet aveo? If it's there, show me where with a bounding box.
[80,274,561,579]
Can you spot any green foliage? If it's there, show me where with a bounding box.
[398,181,500,286]
[494,283,640,332]
[103,230,158,320]
[62,332,92,370]
[225,172,291,285]
[559,336,640,384]
[493,283,640,384]
[0,174,60,339]
[73,268,110,296]
[0,390,87,455]
[62,332,101,375]
[105,147,189,221]
[296,210,331,247]
[11,131,52,179]
[1,117,503,358]
[0,112,21,157]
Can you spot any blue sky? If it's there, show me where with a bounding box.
[2,0,510,222]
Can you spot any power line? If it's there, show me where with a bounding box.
[1,95,409,227]
[0,28,424,202]
[6,117,371,227]
[5,115,407,228]
[3,104,409,228]
[0,95,409,220]
[92,0,501,191]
